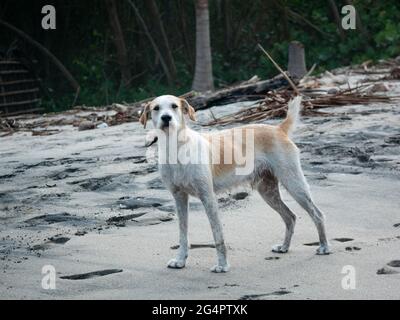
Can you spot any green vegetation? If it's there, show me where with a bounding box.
[1,0,399,112]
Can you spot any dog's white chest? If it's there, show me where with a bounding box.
[159,163,209,195]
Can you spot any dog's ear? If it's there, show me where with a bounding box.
[180,99,196,122]
[139,103,151,128]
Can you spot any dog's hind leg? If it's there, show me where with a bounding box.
[257,173,296,253]
[168,190,189,269]
[198,190,229,273]
[276,155,330,255]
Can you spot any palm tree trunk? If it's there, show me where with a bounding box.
[192,0,214,92]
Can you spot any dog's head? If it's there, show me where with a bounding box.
[139,95,196,132]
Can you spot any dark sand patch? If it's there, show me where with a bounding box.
[304,242,320,246]
[208,283,239,289]
[23,213,84,226]
[60,269,123,280]
[377,267,399,275]
[171,243,216,250]
[29,235,71,251]
[117,197,166,210]
[377,260,400,275]
[231,192,249,200]
[68,176,114,191]
[387,260,400,268]
[50,167,84,180]
[384,134,400,144]
[345,246,361,251]
[106,212,148,224]
[130,166,158,176]
[113,155,147,163]
[333,238,354,242]
[147,177,165,190]
[239,290,291,300]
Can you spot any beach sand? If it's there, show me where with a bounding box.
[1,72,400,300]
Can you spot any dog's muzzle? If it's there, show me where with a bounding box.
[161,114,172,128]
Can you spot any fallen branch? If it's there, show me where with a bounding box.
[203,87,399,126]
[186,74,291,110]
[257,44,300,95]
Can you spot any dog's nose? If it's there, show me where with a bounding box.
[161,114,172,123]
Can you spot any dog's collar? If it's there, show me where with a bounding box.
[145,136,158,147]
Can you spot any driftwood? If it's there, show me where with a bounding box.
[203,86,399,127]
[2,54,400,136]
[187,74,291,110]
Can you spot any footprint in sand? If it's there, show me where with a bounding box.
[377,260,400,275]
[29,237,70,251]
[333,238,354,242]
[345,246,361,251]
[60,269,123,280]
[387,260,400,267]
[231,192,249,200]
[171,243,216,250]
[304,238,354,247]
[303,242,320,246]
[208,283,239,290]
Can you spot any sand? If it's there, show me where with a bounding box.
[1,70,400,300]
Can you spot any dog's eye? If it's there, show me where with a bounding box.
[171,103,178,109]
[153,105,159,111]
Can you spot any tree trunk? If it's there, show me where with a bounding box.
[177,0,194,70]
[127,0,173,86]
[144,0,177,81]
[288,41,307,80]
[105,0,131,88]
[192,0,214,92]
[327,0,346,40]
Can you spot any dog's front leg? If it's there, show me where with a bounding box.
[199,192,230,273]
[167,191,189,269]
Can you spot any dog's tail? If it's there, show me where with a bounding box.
[279,95,302,136]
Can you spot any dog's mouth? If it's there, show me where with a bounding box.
[160,123,174,131]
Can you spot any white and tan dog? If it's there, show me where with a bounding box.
[139,95,330,273]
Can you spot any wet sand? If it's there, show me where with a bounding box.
[1,71,400,299]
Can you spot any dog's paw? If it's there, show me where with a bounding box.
[210,264,230,273]
[167,258,186,269]
[272,244,289,253]
[316,245,331,255]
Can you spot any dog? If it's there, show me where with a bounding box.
[139,94,330,273]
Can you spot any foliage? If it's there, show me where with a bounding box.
[1,0,399,111]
